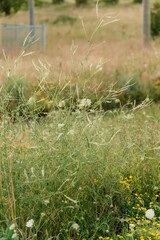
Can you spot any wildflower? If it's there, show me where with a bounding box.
[145,209,155,220]
[12,232,18,239]
[41,212,46,217]
[58,123,65,128]
[129,223,135,228]
[58,100,65,108]
[31,167,34,174]
[9,223,16,231]
[26,219,34,228]
[44,199,50,205]
[124,113,134,120]
[94,178,98,183]
[115,98,120,103]
[126,234,131,237]
[140,237,144,240]
[41,166,44,177]
[142,228,147,232]
[117,234,123,238]
[71,223,80,232]
[77,98,92,109]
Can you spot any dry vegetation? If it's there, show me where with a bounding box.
[0,0,160,85]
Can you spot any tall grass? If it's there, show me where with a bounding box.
[0,1,160,239]
[0,104,160,239]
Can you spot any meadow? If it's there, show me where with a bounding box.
[0,0,160,239]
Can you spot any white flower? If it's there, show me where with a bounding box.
[129,223,135,228]
[26,219,34,228]
[145,209,155,220]
[12,232,18,239]
[41,166,45,177]
[44,199,50,205]
[58,123,65,129]
[78,98,92,109]
[9,223,16,231]
[41,212,46,217]
[124,113,134,120]
[58,100,65,108]
[71,223,80,232]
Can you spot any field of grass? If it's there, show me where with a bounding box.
[0,104,160,239]
[0,0,160,86]
[0,0,160,239]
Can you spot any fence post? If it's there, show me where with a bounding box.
[42,24,46,48]
[142,0,151,46]
[28,0,35,40]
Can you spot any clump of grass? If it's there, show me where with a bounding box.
[52,15,77,25]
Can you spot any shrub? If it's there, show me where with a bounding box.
[103,0,119,5]
[1,77,55,120]
[75,0,88,6]
[52,0,64,4]
[151,2,160,37]
[52,15,77,25]
[132,0,142,3]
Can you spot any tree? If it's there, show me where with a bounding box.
[0,0,24,15]
[52,0,64,4]
[142,0,151,46]
[0,0,25,15]
[0,0,40,16]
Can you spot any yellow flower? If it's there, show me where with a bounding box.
[145,219,151,224]
[94,178,98,183]
[126,234,131,237]
[116,235,121,238]
[140,237,144,240]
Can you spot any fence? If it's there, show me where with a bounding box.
[0,24,46,49]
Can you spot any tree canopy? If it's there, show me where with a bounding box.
[0,0,41,15]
